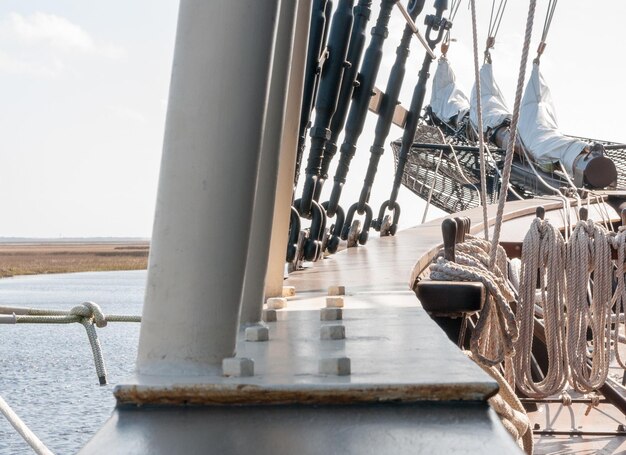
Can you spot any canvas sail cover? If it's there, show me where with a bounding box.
[429,57,470,123]
[518,64,587,174]
[470,63,511,132]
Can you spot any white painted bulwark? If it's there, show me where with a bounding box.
[136,0,281,376]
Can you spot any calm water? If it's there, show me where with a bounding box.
[0,270,145,454]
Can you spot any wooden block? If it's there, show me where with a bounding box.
[266,297,287,310]
[222,357,254,377]
[326,296,344,308]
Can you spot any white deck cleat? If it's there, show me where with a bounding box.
[262,309,277,322]
[245,325,269,342]
[326,296,344,308]
[320,324,345,340]
[222,357,254,377]
[318,357,351,376]
[282,286,296,297]
[328,285,346,296]
[320,308,343,321]
[266,297,287,310]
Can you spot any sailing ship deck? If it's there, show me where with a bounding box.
[82,197,626,454]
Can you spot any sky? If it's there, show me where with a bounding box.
[1,1,625,238]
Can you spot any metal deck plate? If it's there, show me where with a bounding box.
[114,307,498,405]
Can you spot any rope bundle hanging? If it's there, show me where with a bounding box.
[612,227,626,369]
[430,236,518,367]
[566,218,613,393]
[514,216,568,398]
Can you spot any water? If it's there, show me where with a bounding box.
[0,271,145,454]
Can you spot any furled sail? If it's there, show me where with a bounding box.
[470,63,511,133]
[429,57,470,124]
[518,64,588,175]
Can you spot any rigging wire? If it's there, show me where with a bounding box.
[466,122,525,202]
[484,0,508,62]
[535,0,558,62]
[443,0,463,49]
[488,0,508,41]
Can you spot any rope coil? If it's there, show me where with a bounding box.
[567,219,613,393]
[430,237,518,367]
[514,217,568,398]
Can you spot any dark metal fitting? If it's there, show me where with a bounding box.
[309,126,331,140]
[407,0,426,17]
[572,143,617,189]
[371,26,389,38]
[370,145,384,156]
[354,5,372,20]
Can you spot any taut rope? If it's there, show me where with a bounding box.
[488,0,537,268]
[469,0,490,240]
[0,302,140,385]
[0,395,54,455]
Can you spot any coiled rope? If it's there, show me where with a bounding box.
[566,219,613,392]
[0,302,140,385]
[612,227,626,369]
[430,236,518,367]
[514,216,568,398]
[466,351,533,455]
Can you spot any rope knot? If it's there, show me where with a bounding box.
[533,217,548,239]
[560,392,572,407]
[70,301,107,328]
[587,393,600,408]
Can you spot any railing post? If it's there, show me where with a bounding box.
[239,0,301,325]
[264,1,312,299]
[136,0,281,376]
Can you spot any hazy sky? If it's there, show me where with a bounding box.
[1,1,624,238]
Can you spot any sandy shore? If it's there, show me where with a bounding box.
[0,242,149,278]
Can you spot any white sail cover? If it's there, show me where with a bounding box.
[429,57,470,123]
[470,63,511,132]
[518,64,587,174]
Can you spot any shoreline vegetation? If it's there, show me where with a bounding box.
[0,242,149,278]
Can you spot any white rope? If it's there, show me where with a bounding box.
[611,228,626,368]
[470,0,490,240]
[0,395,54,455]
[566,219,613,392]
[430,238,518,367]
[466,351,533,455]
[489,0,537,267]
[514,217,568,398]
[0,302,141,385]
